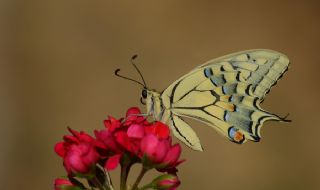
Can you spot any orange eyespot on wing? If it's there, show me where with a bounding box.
[228,127,245,144]
[234,131,244,143]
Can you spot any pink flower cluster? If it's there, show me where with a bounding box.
[54,107,183,190]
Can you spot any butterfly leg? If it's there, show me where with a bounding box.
[122,113,150,123]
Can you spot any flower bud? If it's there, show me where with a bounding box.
[54,178,83,190]
[152,174,180,190]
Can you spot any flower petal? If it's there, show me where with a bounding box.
[127,124,144,138]
[162,144,181,166]
[115,131,132,152]
[95,129,120,152]
[126,107,141,117]
[54,142,65,157]
[104,116,121,132]
[141,134,169,163]
[154,122,170,139]
[54,178,73,186]
[105,154,121,170]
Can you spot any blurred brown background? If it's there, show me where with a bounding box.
[1,0,319,189]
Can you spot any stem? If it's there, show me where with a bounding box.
[104,169,114,190]
[138,183,153,190]
[91,176,106,190]
[120,164,131,190]
[131,167,148,190]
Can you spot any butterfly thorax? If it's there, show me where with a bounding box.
[145,89,169,121]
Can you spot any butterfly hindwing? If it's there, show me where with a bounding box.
[161,49,290,148]
[168,114,203,151]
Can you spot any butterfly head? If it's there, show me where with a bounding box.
[140,87,160,104]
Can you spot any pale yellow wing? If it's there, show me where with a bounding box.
[161,49,290,149]
[168,114,203,151]
[199,49,289,100]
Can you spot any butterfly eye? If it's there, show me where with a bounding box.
[141,89,147,99]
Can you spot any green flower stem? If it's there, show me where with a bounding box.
[104,169,114,190]
[131,167,148,190]
[120,164,131,190]
[91,176,107,190]
[137,183,153,190]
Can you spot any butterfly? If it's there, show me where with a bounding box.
[115,49,291,151]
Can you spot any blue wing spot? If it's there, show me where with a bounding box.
[204,68,213,78]
[228,127,237,139]
[224,111,230,121]
[210,78,218,86]
[222,86,227,94]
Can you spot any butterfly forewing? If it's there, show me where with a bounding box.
[199,49,290,100]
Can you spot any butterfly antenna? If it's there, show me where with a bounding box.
[114,69,145,87]
[130,55,147,87]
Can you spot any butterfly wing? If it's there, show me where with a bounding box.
[199,49,289,100]
[161,49,290,150]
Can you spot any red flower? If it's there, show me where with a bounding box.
[54,178,82,190]
[115,131,140,154]
[95,108,184,172]
[54,128,100,175]
[140,134,169,163]
[54,107,185,190]
[94,108,148,170]
[94,128,121,154]
[140,123,183,171]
